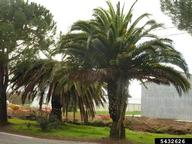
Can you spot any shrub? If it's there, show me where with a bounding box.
[25,122,32,129]
[65,119,111,127]
[36,112,61,131]
[37,115,50,131]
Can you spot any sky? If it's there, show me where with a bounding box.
[30,0,192,104]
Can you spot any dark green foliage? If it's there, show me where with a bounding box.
[11,59,106,123]
[161,0,192,34]
[61,1,190,95]
[36,112,61,131]
[0,0,56,63]
[0,0,56,125]
[67,120,111,127]
[25,122,32,129]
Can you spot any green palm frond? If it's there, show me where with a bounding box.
[11,59,106,121]
[127,64,190,95]
[58,0,190,95]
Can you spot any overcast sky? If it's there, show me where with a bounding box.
[30,0,192,103]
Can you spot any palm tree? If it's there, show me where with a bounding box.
[59,1,190,139]
[11,59,105,122]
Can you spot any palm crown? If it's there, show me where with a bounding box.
[60,1,190,94]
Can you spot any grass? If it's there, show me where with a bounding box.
[4,118,192,144]
[8,118,109,139]
[96,111,141,115]
[127,130,192,144]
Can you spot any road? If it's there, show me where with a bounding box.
[0,132,98,144]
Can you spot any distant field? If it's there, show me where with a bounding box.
[96,111,141,115]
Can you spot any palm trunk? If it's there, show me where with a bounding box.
[50,94,62,121]
[84,111,88,124]
[0,64,8,125]
[73,111,76,122]
[108,78,129,139]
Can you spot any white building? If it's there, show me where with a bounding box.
[141,79,192,121]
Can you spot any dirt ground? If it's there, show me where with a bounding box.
[124,116,192,134]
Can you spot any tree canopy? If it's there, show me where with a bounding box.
[0,0,56,124]
[0,0,56,62]
[161,0,192,35]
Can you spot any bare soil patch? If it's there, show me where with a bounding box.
[124,116,192,134]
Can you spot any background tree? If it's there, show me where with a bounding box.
[0,0,56,125]
[59,1,190,139]
[161,0,192,34]
[11,59,106,122]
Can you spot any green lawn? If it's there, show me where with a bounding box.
[5,118,192,144]
[96,111,141,115]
